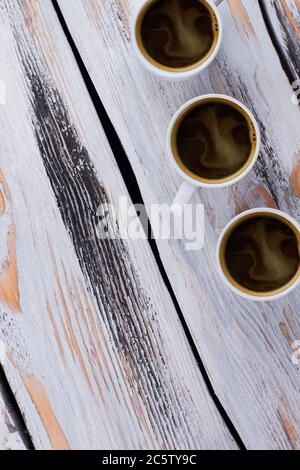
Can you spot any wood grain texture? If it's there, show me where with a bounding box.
[262,1,300,231]
[262,0,300,80]
[0,0,235,450]
[0,392,26,450]
[58,0,300,449]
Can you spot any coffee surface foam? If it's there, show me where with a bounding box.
[225,217,299,292]
[141,0,215,68]
[177,102,252,179]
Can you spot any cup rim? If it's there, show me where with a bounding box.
[132,0,223,79]
[167,94,261,188]
[216,208,300,301]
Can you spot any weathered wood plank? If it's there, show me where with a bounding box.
[0,390,26,450]
[58,0,300,449]
[0,0,235,450]
[262,0,300,80]
[262,2,300,204]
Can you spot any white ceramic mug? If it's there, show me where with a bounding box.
[132,0,223,80]
[167,94,261,208]
[216,208,300,301]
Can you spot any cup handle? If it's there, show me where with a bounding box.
[171,181,197,212]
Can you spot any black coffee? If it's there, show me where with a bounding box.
[176,101,252,180]
[141,0,217,68]
[225,216,299,292]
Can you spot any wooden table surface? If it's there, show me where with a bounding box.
[0,0,300,450]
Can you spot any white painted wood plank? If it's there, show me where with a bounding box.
[0,0,235,450]
[58,0,300,449]
[262,1,300,198]
[0,393,26,450]
[262,0,300,80]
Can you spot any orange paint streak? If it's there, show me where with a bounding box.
[234,195,250,216]
[228,0,256,38]
[6,351,17,368]
[295,0,300,13]
[0,224,20,312]
[67,279,106,400]
[78,280,140,421]
[252,185,276,208]
[0,191,5,214]
[234,185,276,215]
[55,269,93,393]
[46,300,65,361]
[78,279,121,397]
[0,171,20,312]
[54,293,75,360]
[0,171,10,199]
[280,0,300,38]
[291,159,300,198]
[278,408,298,449]
[20,0,38,36]
[48,243,93,393]
[24,374,69,450]
[62,269,99,398]
[119,354,157,448]
[72,275,141,424]
[279,322,293,350]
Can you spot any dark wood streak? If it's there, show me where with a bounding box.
[260,0,300,203]
[261,0,300,81]
[4,0,202,449]
[0,364,34,449]
[219,66,290,209]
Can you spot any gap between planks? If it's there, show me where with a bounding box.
[0,365,33,449]
[51,0,246,450]
[55,0,300,449]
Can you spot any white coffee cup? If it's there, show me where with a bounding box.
[132,0,223,80]
[168,94,261,208]
[216,208,300,301]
